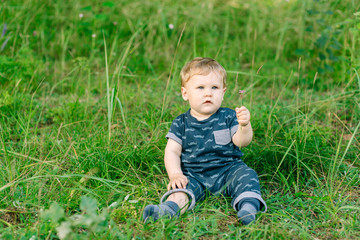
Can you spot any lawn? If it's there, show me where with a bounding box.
[0,0,359,239]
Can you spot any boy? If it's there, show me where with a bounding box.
[143,57,267,225]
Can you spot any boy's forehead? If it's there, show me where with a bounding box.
[187,71,223,84]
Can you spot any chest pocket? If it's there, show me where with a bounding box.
[213,128,231,145]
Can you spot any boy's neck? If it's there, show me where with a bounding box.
[189,108,218,121]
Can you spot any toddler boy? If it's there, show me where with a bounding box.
[143,57,267,225]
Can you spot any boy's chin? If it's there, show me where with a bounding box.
[199,110,218,117]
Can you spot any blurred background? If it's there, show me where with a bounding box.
[0,0,359,238]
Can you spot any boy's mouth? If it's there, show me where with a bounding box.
[204,100,212,104]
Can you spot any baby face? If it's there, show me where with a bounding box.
[181,71,226,121]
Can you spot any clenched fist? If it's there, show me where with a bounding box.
[235,106,250,127]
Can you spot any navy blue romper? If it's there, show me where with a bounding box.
[166,107,267,211]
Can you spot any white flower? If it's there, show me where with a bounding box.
[79,13,84,18]
[169,24,174,29]
[92,34,96,38]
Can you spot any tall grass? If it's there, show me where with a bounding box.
[0,0,359,238]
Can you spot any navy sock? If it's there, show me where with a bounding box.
[143,201,180,223]
[236,198,260,212]
[236,199,260,225]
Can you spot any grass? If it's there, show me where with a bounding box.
[0,0,359,239]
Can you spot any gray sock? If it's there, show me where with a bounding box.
[237,202,257,225]
[143,201,180,223]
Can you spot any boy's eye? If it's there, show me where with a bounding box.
[212,86,218,89]
[197,86,204,89]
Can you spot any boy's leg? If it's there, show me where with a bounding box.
[225,162,267,225]
[167,192,189,214]
[143,192,187,223]
[143,176,204,222]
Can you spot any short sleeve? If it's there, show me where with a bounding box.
[165,116,184,145]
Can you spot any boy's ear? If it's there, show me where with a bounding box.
[222,87,227,99]
[181,87,188,101]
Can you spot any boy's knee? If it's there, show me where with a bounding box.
[244,167,258,177]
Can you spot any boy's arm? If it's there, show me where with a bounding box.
[232,106,253,147]
[164,139,188,190]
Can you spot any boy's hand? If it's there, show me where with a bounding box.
[168,173,188,191]
[235,106,250,127]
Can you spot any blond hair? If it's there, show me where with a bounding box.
[180,57,227,87]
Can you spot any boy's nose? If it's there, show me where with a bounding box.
[204,89,212,96]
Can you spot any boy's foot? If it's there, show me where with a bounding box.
[237,202,257,225]
[143,201,180,223]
